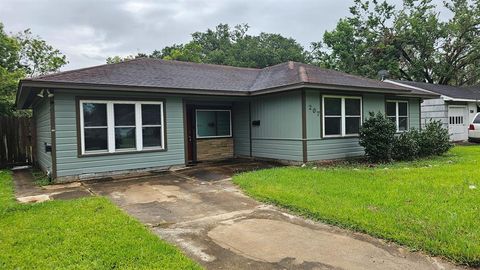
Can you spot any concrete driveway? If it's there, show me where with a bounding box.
[83,160,461,270]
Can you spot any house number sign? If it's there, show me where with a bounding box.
[308,104,320,117]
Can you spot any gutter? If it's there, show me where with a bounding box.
[442,96,480,103]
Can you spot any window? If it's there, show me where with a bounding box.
[322,96,362,137]
[196,110,231,138]
[142,104,163,148]
[80,100,164,155]
[450,116,464,125]
[82,102,108,152]
[386,101,408,132]
[114,104,136,150]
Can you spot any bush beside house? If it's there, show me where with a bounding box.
[360,113,452,162]
[358,112,397,162]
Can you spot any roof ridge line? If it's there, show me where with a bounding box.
[152,58,262,71]
[298,64,309,83]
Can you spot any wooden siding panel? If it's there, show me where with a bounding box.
[307,138,364,160]
[250,91,303,161]
[250,91,302,139]
[54,89,185,178]
[363,93,385,118]
[409,98,421,129]
[305,90,321,139]
[251,139,303,161]
[232,101,251,156]
[34,98,52,172]
[421,98,448,128]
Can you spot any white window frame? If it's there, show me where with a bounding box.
[386,100,409,132]
[195,109,232,139]
[79,100,164,155]
[322,95,362,138]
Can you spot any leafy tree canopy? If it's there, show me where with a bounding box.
[0,23,67,115]
[107,24,309,68]
[312,0,480,85]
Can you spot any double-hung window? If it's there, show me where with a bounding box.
[80,100,164,155]
[386,100,408,132]
[322,96,362,137]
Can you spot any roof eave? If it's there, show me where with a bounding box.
[443,96,480,102]
[17,80,252,108]
[250,82,415,96]
[17,79,424,109]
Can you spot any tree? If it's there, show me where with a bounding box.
[15,29,67,77]
[106,55,136,64]
[107,23,309,69]
[313,0,480,86]
[0,23,67,115]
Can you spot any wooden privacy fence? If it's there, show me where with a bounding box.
[0,116,34,168]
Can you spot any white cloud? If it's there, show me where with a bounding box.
[0,0,413,70]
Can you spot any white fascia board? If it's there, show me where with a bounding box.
[383,80,437,95]
[443,96,479,102]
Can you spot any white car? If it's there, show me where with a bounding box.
[468,113,480,143]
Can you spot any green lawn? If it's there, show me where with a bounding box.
[234,145,480,266]
[0,171,201,269]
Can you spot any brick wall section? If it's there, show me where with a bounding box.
[196,138,234,161]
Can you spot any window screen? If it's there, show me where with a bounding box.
[114,104,136,149]
[387,101,408,132]
[324,98,342,136]
[142,104,163,148]
[83,103,108,152]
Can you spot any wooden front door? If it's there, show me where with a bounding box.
[186,104,197,164]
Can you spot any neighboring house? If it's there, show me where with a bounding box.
[16,59,436,182]
[386,80,480,141]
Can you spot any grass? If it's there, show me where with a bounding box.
[0,171,201,269]
[31,169,52,186]
[234,145,480,266]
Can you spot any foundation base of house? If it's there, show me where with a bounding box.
[54,164,186,183]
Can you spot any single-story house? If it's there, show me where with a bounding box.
[386,80,480,141]
[16,58,436,182]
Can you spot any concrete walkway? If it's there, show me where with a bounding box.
[12,161,465,269]
[13,168,92,203]
[76,161,463,270]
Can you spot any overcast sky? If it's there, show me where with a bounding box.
[0,0,412,70]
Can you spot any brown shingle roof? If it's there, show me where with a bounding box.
[18,58,440,109]
[388,80,480,100]
[23,58,413,93]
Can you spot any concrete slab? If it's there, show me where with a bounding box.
[208,218,436,270]
[84,160,465,270]
[12,169,92,203]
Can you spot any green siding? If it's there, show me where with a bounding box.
[363,93,385,117]
[250,91,303,161]
[306,90,321,139]
[307,138,364,160]
[305,91,423,161]
[409,98,421,129]
[34,98,52,173]
[46,88,424,177]
[232,101,250,156]
[54,89,185,178]
[305,89,365,161]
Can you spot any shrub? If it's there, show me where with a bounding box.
[418,120,452,156]
[359,112,396,162]
[392,129,420,161]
